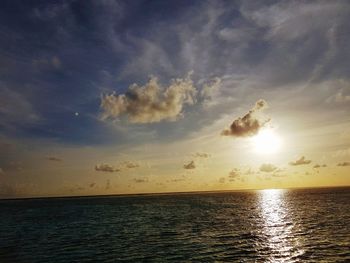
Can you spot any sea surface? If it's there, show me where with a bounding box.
[1,187,349,262]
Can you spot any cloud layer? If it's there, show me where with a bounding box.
[221,99,270,137]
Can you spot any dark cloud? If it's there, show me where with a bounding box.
[46,156,62,162]
[313,164,327,168]
[95,164,120,173]
[100,74,198,124]
[259,163,278,173]
[289,156,312,166]
[337,162,350,167]
[219,177,226,183]
[183,160,196,169]
[221,99,270,137]
[89,183,96,188]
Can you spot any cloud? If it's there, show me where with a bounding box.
[100,74,197,123]
[95,164,120,173]
[32,56,61,70]
[193,152,211,158]
[2,161,23,172]
[334,92,350,103]
[259,163,278,173]
[0,87,40,129]
[123,161,139,169]
[337,162,350,167]
[89,183,96,188]
[289,156,312,166]
[183,160,196,169]
[219,177,225,183]
[105,179,111,190]
[221,99,270,137]
[0,168,3,174]
[313,164,327,168]
[46,156,62,162]
[134,178,149,183]
[228,168,241,181]
[170,178,186,183]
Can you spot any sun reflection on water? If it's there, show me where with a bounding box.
[258,189,304,262]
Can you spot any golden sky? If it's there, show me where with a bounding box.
[0,1,350,198]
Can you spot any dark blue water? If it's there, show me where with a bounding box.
[1,188,350,262]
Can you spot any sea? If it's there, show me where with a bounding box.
[0,187,349,262]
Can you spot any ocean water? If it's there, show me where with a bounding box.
[0,188,349,262]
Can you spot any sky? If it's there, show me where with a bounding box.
[0,0,350,198]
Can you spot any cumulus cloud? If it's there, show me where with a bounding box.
[259,163,278,173]
[100,74,197,123]
[289,156,312,166]
[221,99,270,137]
[313,164,327,168]
[46,156,62,162]
[183,160,196,169]
[95,164,120,173]
[337,162,350,167]
[193,152,211,158]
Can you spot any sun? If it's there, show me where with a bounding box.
[252,129,282,154]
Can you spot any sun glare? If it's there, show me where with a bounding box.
[252,129,282,154]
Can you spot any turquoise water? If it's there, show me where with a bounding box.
[1,188,349,262]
